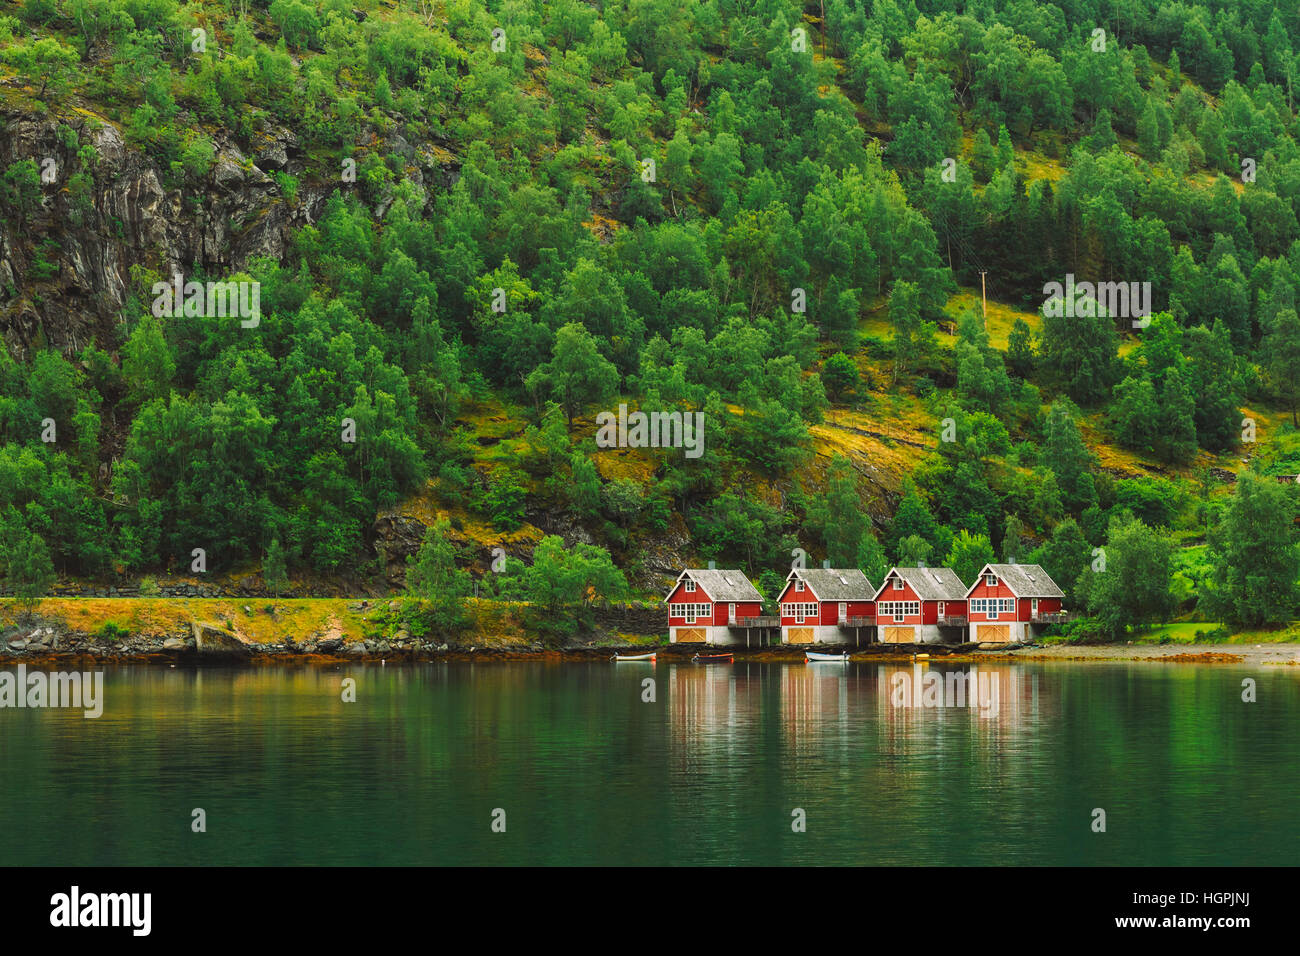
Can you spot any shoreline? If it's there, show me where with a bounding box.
[3,640,1297,666]
[5,598,1297,666]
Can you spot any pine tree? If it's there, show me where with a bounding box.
[1033,518,1090,604]
[1263,308,1300,426]
[405,519,471,630]
[1155,365,1197,465]
[1001,515,1027,563]
[889,279,922,384]
[818,455,870,566]
[1138,99,1161,159]
[263,536,288,599]
[889,481,941,556]
[995,124,1014,170]
[1043,401,1098,514]
[1006,318,1036,378]
[1089,108,1117,151]
[569,454,602,520]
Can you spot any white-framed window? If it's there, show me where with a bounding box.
[877,601,919,622]
[670,603,712,623]
[971,598,1015,619]
[795,581,804,592]
[782,602,818,622]
[684,579,696,592]
[893,579,903,591]
[985,573,997,586]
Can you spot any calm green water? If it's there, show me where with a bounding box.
[0,660,1295,865]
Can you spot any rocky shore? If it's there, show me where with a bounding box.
[0,619,528,663]
[0,616,968,663]
[3,615,1295,665]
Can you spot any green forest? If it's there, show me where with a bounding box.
[1,0,1299,639]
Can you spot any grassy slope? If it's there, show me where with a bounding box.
[0,595,591,647]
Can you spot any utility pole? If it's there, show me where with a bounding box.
[980,270,988,330]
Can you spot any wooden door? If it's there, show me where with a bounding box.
[977,624,1011,643]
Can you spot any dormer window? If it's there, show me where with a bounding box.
[685,580,696,592]
[985,573,996,587]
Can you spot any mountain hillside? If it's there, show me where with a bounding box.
[1,0,1299,639]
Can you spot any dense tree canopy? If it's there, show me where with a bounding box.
[1,0,1298,631]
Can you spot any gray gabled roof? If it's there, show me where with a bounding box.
[966,563,1065,599]
[785,568,875,601]
[666,569,762,603]
[876,567,968,601]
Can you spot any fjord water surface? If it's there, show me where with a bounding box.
[1,660,1293,865]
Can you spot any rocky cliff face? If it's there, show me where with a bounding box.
[0,104,327,358]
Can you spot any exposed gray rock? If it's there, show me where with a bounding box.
[255,143,289,170]
[0,107,333,358]
[192,622,251,657]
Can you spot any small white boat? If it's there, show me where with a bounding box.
[805,651,850,663]
[612,652,657,662]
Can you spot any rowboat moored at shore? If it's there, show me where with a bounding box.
[805,651,850,663]
[692,653,734,662]
[611,652,657,662]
